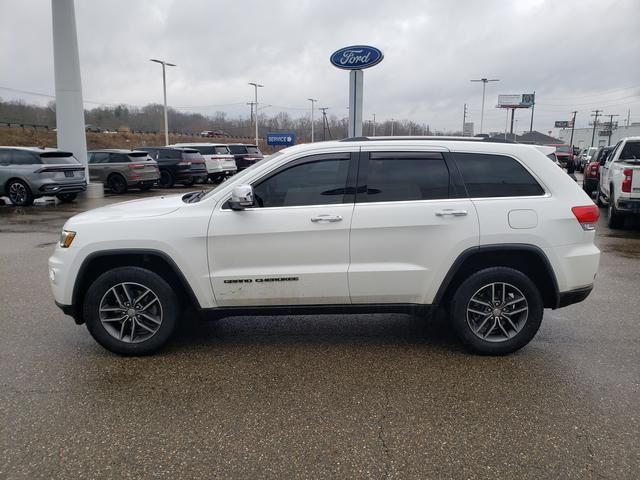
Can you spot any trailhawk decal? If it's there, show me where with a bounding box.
[223,277,299,284]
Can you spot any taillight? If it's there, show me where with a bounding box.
[622,168,633,193]
[128,164,145,169]
[571,205,599,231]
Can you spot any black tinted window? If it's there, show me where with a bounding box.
[453,153,544,197]
[246,146,262,155]
[228,145,247,154]
[158,149,181,160]
[215,146,230,154]
[109,153,130,163]
[360,153,449,202]
[0,150,11,163]
[253,155,351,208]
[12,150,39,165]
[620,141,640,160]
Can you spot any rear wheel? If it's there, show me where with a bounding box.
[7,179,34,206]
[108,174,128,194]
[56,192,78,203]
[159,169,174,188]
[83,266,179,355]
[608,201,624,229]
[182,177,195,187]
[450,267,543,355]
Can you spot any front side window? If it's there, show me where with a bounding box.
[452,152,544,198]
[90,153,109,164]
[252,154,351,208]
[359,152,450,202]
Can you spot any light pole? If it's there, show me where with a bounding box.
[470,78,499,134]
[308,98,318,142]
[248,82,263,145]
[390,118,395,136]
[372,113,376,136]
[150,59,176,145]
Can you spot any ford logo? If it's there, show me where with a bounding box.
[330,45,384,70]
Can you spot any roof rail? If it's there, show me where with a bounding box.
[339,136,516,144]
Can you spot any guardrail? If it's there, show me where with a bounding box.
[0,121,51,130]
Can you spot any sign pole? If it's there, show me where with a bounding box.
[348,70,363,137]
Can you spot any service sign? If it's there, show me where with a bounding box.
[330,45,384,70]
[266,132,296,146]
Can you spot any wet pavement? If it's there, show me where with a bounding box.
[1,186,639,479]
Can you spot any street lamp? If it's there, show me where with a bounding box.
[470,77,499,134]
[150,59,176,145]
[248,82,263,145]
[308,98,318,142]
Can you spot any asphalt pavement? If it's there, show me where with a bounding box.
[1,185,639,479]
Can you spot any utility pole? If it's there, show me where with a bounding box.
[150,58,176,145]
[605,113,619,145]
[248,82,263,146]
[470,78,500,134]
[529,91,535,133]
[568,111,578,151]
[626,108,631,127]
[247,101,255,128]
[307,98,318,142]
[319,107,329,141]
[462,103,468,134]
[390,118,395,136]
[372,113,376,136]
[590,109,602,146]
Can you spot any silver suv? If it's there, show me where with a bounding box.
[88,149,160,194]
[0,147,87,206]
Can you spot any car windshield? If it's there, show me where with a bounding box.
[39,152,81,164]
[202,152,282,200]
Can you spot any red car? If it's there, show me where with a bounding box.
[548,144,577,173]
[582,146,613,195]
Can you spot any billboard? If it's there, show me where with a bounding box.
[555,121,570,128]
[497,93,535,108]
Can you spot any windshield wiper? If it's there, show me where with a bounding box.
[183,190,207,203]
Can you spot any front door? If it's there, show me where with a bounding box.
[208,152,357,306]
[348,149,479,304]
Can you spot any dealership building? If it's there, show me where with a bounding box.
[554,123,640,149]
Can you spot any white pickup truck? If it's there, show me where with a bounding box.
[599,136,640,228]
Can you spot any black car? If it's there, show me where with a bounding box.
[137,147,207,187]
[227,144,264,171]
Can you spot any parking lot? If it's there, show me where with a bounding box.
[1,185,639,479]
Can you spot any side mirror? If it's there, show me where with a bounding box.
[230,184,254,210]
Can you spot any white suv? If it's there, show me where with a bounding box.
[49,137,600,356]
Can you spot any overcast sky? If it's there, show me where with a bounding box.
[1,0,639,133]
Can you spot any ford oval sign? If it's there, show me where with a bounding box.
[330,45,384,70]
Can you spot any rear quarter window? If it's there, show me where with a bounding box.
[452,152,544,198]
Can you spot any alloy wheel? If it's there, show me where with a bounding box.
[9,182,27,204]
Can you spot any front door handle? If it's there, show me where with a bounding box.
[311,214,343,223]
[435,209,468,217]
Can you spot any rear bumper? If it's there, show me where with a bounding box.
[616,198,640,214]
[556,285,593,308]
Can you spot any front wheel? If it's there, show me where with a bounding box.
[83,267,179,355]
[450,267,543,355]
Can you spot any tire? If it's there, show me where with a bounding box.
[450,267,544,355]
[107,174,128,194]
[208,173,222,183]
[7,179,34,206]
[608,201,624,229]
[159,169,174,188]
[182,177,195,187]
[56,192,78,203]
[596,189,606,208]
[83,266,179,356]
[566,160,576,174]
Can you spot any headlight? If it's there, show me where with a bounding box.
[59,230,76,248]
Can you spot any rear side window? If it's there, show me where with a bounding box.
[109,153,130,163]
[90,153,109,163]
[12,150,39,165]
[620,141,640,160]
[359,152,450,202]
[0,150,11,163]
[246,146,262,155]
[452,153,544,198]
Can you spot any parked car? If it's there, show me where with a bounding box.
[169,143,237,182]
[227,144,264,171]
[535,145,562,168]
[85,124,103,133]
[0,147,86,206]
[88,149,160,194]
[598,137,640,228]
[582,146,613,196]
[49,137,599,356]
[548,144,577,173]
[137,147,207,187]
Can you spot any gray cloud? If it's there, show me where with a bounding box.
[1,0,638,133]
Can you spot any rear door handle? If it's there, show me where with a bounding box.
[435,209,468,217]
[311,214,343,223]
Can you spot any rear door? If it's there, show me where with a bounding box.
[89,152,109,182]
[348,148,479,304]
